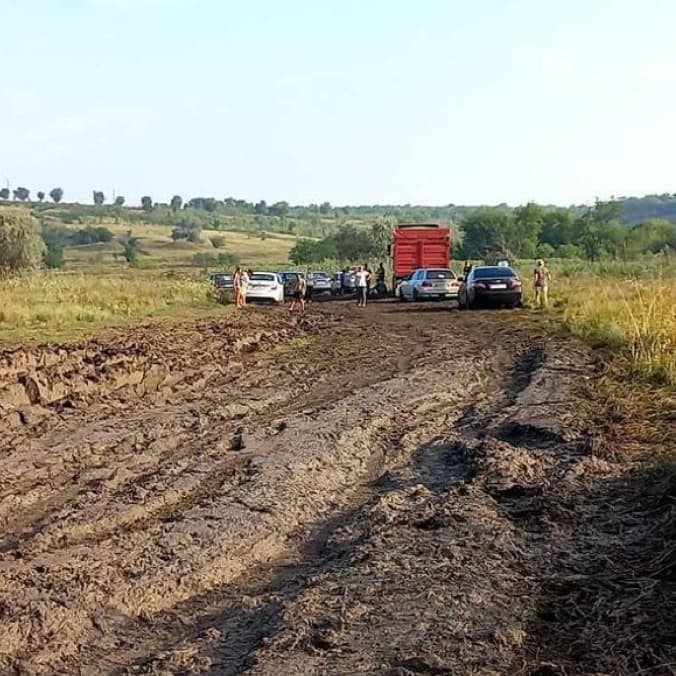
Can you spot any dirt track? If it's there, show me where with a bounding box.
[0,300,672,675]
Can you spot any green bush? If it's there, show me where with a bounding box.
[71,226,114,245]
[0,208,45,273]
[43,242,65,269]
[210,235,226,249]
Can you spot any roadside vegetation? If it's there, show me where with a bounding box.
[0,273,219,343]
[1,196,675,376]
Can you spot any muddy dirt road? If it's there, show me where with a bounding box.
[0,301,672,675]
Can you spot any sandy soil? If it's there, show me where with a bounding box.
[0,300,672,675]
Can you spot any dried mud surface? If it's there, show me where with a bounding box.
[0,301,670,675]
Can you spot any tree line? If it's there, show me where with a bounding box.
[289,200,676,265]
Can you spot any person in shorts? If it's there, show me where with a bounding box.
[289,273,307,313]
[533,259,551,309]
[355,265,370,307]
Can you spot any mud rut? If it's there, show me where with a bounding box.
[0,301,653,675]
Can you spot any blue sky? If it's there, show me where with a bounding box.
[2,0,675,206]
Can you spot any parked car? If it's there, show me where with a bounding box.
[245,272,284,304]
[279,271,301,296]
[209,272,234,291]
[397,268,461,301]
[308,271,332,296]
[457,265,523,309]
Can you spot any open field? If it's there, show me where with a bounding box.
[0,272,227,343]
[61,222,296,271]
[0,300,674,675]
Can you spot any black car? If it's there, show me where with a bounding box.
[458,265,523,309]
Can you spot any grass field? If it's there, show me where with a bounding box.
[59,220,296,271]
[2,234,675,388]
[0,272,229,343]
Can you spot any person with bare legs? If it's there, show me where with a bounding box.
[289,273,307,313]
[233,267,243,308]
[355,265,370,308]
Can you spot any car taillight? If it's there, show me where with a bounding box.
[474,282,487,289]
[509,280,522,289]
[270,284,278,290]
[421,281,432,287]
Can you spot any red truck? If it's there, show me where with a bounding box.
[389,223,452,291]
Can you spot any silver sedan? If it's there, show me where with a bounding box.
[398,268,461,301]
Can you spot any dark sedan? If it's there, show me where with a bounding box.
[458,265,523,309]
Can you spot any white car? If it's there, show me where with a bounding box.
[398,268,460,301]
[245,272,284,304]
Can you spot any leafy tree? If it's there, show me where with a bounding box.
[319,201,332,214]
[512,202,543,257]
[141,195,153,212]
[289,237,338,264]
[188,197,218,212]
[539,209,575,248]
[93,190,105,206]
[370,218,395,259]
[49,187,64,203]
[170,195,183,212]
[575,199,623,261]
[333,224,378,261]
[269,201,290,217]
[0,188,9,200]
[460,208,514,259]
[37,191,45,202]
[254,200,267,214]
[114,196,125,207]
[13,187,30,202]
[0,208,45,272]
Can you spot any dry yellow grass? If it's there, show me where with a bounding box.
[558,274,676,385]
[0,271,227,343]
[62,222,295,271]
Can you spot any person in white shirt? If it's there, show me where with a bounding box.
[355,265,371,307]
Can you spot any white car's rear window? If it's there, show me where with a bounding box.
[425,269,455,280]
[251,273,276,281]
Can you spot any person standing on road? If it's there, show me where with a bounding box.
[239,268,250,307]
[340,268,348,296]
[533,259,551,309]
[289,273,307,313]
[364,263,373,297]
[356,265,370,308]
[463,261,473,279]
[233,267,243,308]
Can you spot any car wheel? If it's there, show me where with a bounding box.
[398,288,405,302]
[413,289,419,302]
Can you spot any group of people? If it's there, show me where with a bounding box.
[233,258,552,311]
[232,267,253,309]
